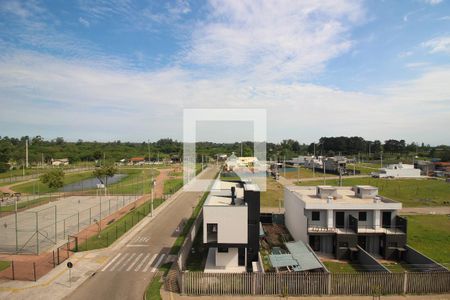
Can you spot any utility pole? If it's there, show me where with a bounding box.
[25,139,29,168]
[241,142,243,157]
[380,152,383,168]
[147,139,151,163]
[313,143,316,177]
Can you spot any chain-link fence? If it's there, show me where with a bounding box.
[0,194,138,254]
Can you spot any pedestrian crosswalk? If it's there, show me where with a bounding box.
[134,236,150,243]
[101,252,165,273]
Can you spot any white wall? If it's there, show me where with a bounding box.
[284,187,308,242]
[215,248,240,268]
[305,210,327,228]
[203,206,248,244]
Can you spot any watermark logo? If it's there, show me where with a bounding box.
[183,108,267,192]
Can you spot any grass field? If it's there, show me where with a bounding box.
[78,198,164,251]
[323,261,360,273]
[12,171,96,194]
[163,178,183,195]
[281,167,332,179]
[144,262,172,300]
[382,261,412,272]
[107,168,160,195]
[261,177,284,208]
[296,177,450,207]
[0,196,52,212]
[0,261,11,272]
[406,215,450,269]
[346,163,379,175]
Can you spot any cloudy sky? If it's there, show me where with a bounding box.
[0,0,449,144]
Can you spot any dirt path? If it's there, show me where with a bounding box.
[399,206,450,215]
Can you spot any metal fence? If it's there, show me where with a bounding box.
[0,194,138,254]
[0,167,94,184]
[0,236,76,281]
[178,271,450,296]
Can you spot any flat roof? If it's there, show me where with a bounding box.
[286,186,401,209]
[205,180,246,206]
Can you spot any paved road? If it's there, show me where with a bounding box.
[65,166,218,300]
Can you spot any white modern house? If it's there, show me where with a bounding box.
[375,163,421,178]
[284,185,407,260]
[202,179,261,272]
[51,158,69,166]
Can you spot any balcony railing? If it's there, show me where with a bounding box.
[307,217,407,235]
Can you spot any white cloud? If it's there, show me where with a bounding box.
[422,36,450,54]
[422,0,443,5]
[0,50,448,144]
[78,17,90,28]
[184,1,365,81]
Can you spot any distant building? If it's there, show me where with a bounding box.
[284,185,407,260]
[375,163,421,178]
[202,179,260,272]
[129,157,145,166]
[224,152,259,171]
[51,158,69,166]
[414,160,435,176]
[323,156,348,173]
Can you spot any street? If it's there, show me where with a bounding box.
[65,166,218,300]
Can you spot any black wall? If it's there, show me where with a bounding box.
[244,186,260,271]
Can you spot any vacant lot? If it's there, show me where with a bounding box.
[282,167,332,179]
[406,215,450,269]
[261,177,284,207]
[296,177,450,207]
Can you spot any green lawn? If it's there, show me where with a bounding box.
[323,261,360,273]
[77,198,164,251]
[346,163,379,175]
[163,178,183,195]
[11,171,96,194]
[406,215,450,269]
[296,178,450,207]
[169,191,210,255]
[382,261,412,272]
[185,226,206,271]
[261,177,284,208]
[282,167,332,179]
[105,168,159,195]
[144,263,172,300]
[0,196,52,212]
[0,261,11,272]
[0,168,44,179]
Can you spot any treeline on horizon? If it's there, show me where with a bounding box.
[0,136,449,172]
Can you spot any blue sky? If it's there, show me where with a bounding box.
[0,0,449,144]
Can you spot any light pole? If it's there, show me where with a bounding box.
[150,177,156,217]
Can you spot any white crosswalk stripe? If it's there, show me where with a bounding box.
[117,253,136,271]
[150,254,166,273]
[101,252,165,272]
[135,253,151,272]
[101,253,122,272]
[126,253,143,271]
[142,254,158,272]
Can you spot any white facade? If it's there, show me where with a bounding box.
[284,185,402,244]
[202,180,249,272]
[378,163,421,178]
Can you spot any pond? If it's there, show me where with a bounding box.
[59,174,128,192]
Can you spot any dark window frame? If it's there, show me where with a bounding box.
[358,211,367,221]
[311,211,320,221]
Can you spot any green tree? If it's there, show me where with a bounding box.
[93,165,117,192]
[40,169,65,190]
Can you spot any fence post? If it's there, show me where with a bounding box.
[35,211,39,255]
[53,250,56,267]
[57,248,60,265]
[403,272,408,294]
[11,261,15,280]
[33,262,37,281]
[78,211,80,233]
[328,273,332,295]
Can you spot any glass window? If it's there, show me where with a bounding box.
[358,212,367,221]
[311,211,320,221]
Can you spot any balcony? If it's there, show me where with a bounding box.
[307,215,407,235]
